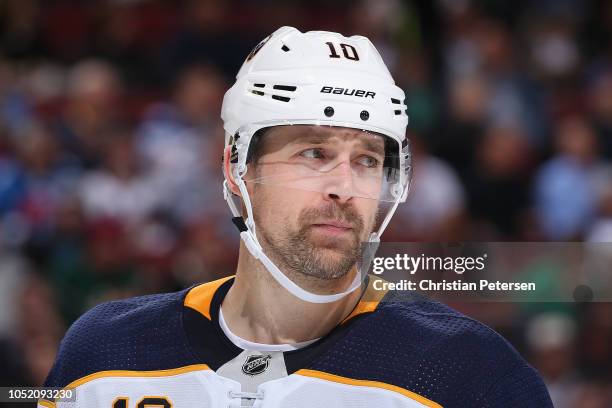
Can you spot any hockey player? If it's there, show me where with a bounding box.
[40,27,553,408]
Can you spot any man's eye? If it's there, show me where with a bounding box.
[357,155,380,168]
[299,148,325,159]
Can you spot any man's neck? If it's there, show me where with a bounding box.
[220,242,363,345]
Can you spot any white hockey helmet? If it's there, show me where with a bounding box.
[221,26,411,303]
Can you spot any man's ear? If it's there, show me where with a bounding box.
[223,145,242,197]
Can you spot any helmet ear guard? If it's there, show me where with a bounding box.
[221,26,412,303]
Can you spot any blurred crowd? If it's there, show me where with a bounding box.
[0,0,611,406]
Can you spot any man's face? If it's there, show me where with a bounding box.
[244,125,385,281]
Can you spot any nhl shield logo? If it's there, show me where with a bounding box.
[241,354,272,376]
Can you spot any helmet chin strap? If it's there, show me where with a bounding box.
[222,172,400,304]
[223,178,364,303]
[240,227,365,304]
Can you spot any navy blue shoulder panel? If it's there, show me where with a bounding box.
[45,289,199,388]
[309,293,552,407]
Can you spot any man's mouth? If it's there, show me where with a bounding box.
[311,221,353,234]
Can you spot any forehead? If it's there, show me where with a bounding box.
[259,125,385,153]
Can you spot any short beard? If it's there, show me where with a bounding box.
[258,202,366,281]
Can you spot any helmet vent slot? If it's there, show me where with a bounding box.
[248,83,294,102]
[281,45,290,52]
[272,85,297,91]
[391,98,401,104]
[394,110,402,115]
[272,95,290,102]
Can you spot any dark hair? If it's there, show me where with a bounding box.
[245,127,270,164]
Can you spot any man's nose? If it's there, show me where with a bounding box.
[322,160,355,204]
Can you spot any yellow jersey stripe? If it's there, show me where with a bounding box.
[295,369,442,408]
[65,364,211,389]
[184,276,233,320]
[341,276,389,324]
